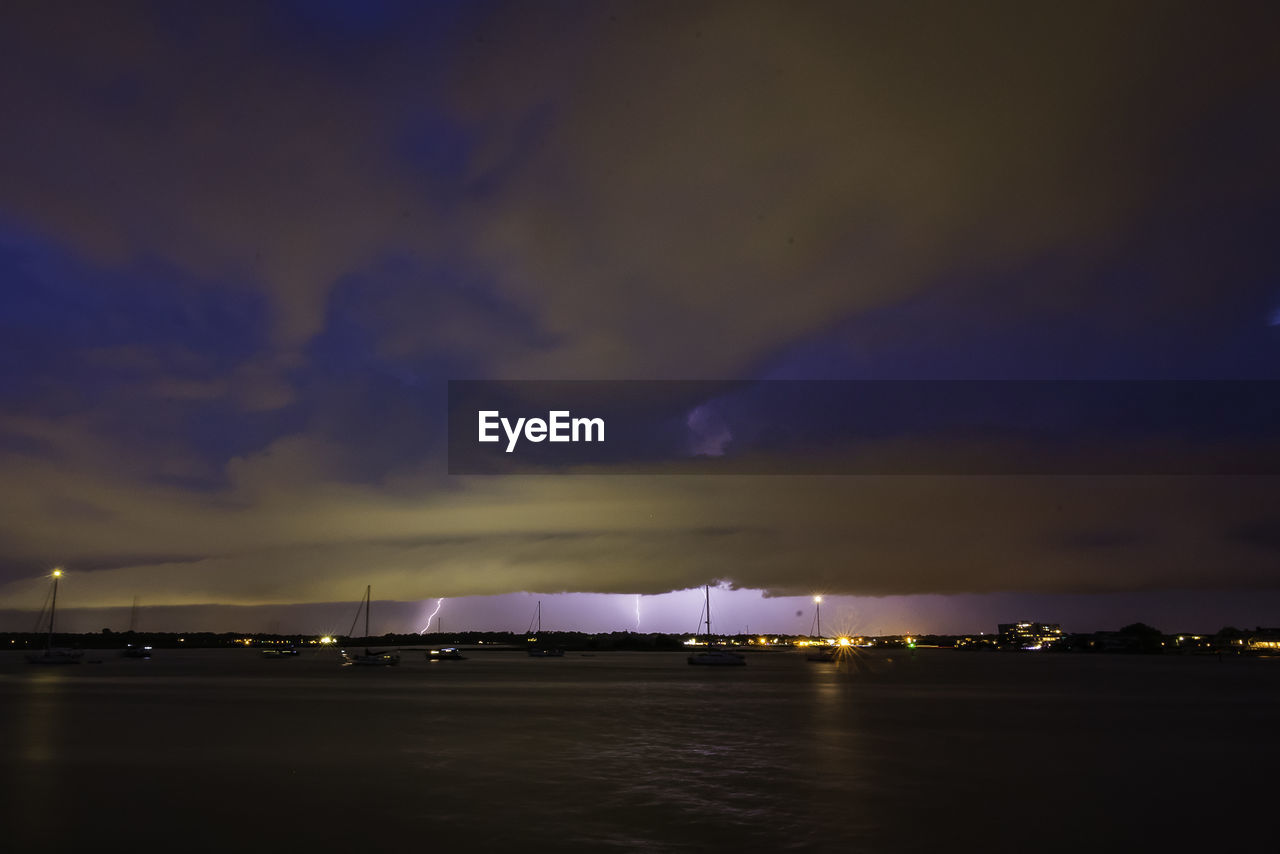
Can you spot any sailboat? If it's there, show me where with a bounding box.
[806,595,836,662]
[27,568,84,666]
[121,595,153,658]
[687,585,745,666]
[341,585,400,666]
[526,600,564,657]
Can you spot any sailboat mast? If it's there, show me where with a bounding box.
[704,585,711,639]
[537,600,542,634]
[365,585,371,639]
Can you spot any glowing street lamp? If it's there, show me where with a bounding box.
[813,595,823,639]
[48,568,64,646]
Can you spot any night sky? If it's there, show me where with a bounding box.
[3,1,1280,634]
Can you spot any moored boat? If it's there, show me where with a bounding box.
[526,600,564,657]
[341,585,400,666]
[805,596,836,661]
[345,649,401,666]
[27,569,84,666]
[686,585,746,666]
[28,647,85,666]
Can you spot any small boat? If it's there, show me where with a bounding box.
[426,647,466,660]
[342,585,401,667]
[261,646,299,658]
[345,649,400,666]
[27,569,84,666]
[526,600,564,657]
[687,585,745,666]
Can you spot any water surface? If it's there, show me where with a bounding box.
[1,648,1274,851]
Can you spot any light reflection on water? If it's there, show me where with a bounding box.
[0,648,1276,852]
[11,671,64,844]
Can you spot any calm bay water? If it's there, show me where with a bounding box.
[1,647,1275,851]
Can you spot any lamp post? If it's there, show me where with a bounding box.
[49,568,63,647]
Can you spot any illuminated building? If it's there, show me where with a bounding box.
[1246,627,1280,653]
[998,621,1063,650]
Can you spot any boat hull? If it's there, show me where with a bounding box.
[343,650,401,666]
[27,649,85,666]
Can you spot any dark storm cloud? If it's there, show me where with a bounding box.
[1051,529,1149,553]
[5,2,1277,374]
[1227,518,1280,553]
[1,1,1279,612]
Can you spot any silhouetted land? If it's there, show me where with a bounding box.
[6,623,1279,654]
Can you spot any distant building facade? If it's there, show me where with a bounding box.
[998,621,1063,650]
[1246,627,1280,652]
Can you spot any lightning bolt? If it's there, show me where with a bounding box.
[419,598,445,635]
[634,594,641,631]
